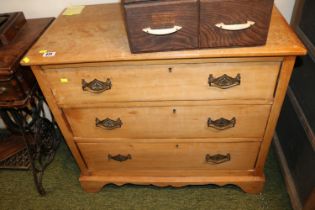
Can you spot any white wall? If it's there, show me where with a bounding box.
[275,0,296,22]
[0,0,119,19]
[0,0,295,23]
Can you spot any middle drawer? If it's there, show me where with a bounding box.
[65,105,271,139]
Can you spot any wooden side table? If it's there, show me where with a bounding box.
[0,16,60,195]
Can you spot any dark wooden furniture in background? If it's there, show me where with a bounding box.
[0,15,60,195]
[275,0,315,209]
[0,12,26,47]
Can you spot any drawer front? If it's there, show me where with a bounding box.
[123,0,199,53]
[77,141,261,171]
[200,0,274,48]
[46,61,280,106]
[65,105,271,139]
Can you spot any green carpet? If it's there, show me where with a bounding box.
[0,140,292,210]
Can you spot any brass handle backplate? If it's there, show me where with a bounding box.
[208,74,240,89]
[206,153,231,164]
[108,154,132,162]
[208,117,236,130]
[96,118,122,130]
[82,78,111,93]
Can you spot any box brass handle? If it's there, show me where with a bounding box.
[142,25,182,35]
[215,21,255,31]
[108,154,131,162]
[208,117,236,130]
[206,153,231,164]
[82,78,111,93]
[208,74,240,89]
[96,118,122,130]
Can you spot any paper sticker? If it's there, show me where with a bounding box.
[63,5,85,16]
[39,49,48,54]
[43,52,56,57]
[22,57,30,63]
[60,78,69,83]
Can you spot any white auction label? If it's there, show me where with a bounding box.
[43,52,56,57]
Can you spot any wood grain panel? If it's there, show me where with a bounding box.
[122,0,199,53]
[64,105,271,139]
[45,61,280,106]
[77,141,261,172]
[200,0,274,48]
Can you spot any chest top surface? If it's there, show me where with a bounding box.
[22,3,306,66]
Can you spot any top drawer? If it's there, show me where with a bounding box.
[44,61,280,107]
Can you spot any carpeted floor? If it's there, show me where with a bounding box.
[0,140,292,210]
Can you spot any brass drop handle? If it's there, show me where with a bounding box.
[206,153,231,164]
[96,118,122,130]
[208,74,240,89]
[82,78,112,93]
[208,117,236,130]
[108,154,132,162]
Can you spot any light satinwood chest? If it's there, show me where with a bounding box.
[21,4,306,193]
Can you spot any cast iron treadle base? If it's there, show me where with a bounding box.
[0,148,31,169]
[0,89,61,195]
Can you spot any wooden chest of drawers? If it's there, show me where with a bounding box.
[22,4,306,193]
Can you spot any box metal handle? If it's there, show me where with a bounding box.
[142,25,182,35]
[215,21,255,31]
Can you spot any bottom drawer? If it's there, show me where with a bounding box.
[78,141,260,172]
